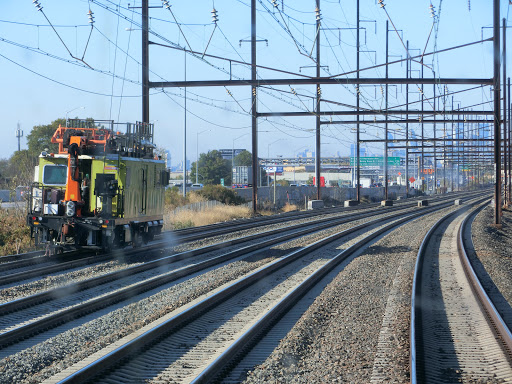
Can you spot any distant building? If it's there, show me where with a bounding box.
[350,144,366,158]
[297,149,315,158]
[175,159,191,172]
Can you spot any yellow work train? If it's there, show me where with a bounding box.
[27,120,169,254]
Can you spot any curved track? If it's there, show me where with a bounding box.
[411,200,512,383]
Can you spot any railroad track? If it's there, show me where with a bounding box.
[0,190,488,286]
[410,198,512,383]
[35,194,486,383]
[0,197,447,351]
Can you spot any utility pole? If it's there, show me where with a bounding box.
[433,76,437,194]
[452,97,455,193]
[509,78,511,201]
[251,0,258,212]
[315,0,321,200]
[406,41,409,196]
[356,0,361,201]
[493,0,501,225]
[443,86,447,192]
[183,52,187,197]
[142,0,149,124]
[503,18,508,206]
[421,65,425,192]
[16,123,23,152]
[384,20,389,200]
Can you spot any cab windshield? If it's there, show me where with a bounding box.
[43,165,68,186]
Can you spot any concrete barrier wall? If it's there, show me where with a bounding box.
[233,185,411,208]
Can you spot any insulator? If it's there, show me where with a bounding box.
[315,7,321,21]
[252,87,257,96]
[33,0,43,12]
[378,0,385,8]
[380,86,384,95]
[211,8,218,24]
[429,3,436,18]
[272,0,278,8]
[162,0,171,10]
[317,86,322,95]
[290,87,296,95]
[88,9,95,24]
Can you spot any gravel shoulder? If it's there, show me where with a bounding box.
[471,205,512,318]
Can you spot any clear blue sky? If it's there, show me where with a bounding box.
[1,0,510,165]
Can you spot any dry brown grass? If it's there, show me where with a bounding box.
[281,203,298,212]
[165,204,252,229]
[187,192,207,204]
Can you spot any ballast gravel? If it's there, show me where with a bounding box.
[0,210,360,304]
[0,200,469,383]
[244,204,464,384]
[0,210,395,383]
[471,205,512,321]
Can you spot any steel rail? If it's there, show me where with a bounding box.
[0,189,483,263]
[0,201,434,347]
[0,201,387,287]
[409,196,493,383]
[191,202,464,383]
[0,250,45,264]
[47,198,477,383]
[0,205,391,312]
[0,190,477,285]
[457,204,512,355]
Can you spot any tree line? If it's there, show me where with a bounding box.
[0,118,63,188]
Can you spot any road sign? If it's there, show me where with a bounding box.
[264,166,283,175]
[350,156,401,166]
[220,178,224,186]
[409,176,416,183]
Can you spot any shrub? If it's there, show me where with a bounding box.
[164,187,188,209]
[0,205,32,255]
[197,185,245,205]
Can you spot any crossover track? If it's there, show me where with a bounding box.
[38,195,485,383]
[411,199,512,383]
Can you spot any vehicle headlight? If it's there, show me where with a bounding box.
[66,201,76,217]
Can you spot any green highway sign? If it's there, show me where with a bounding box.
[350,156,401,166]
